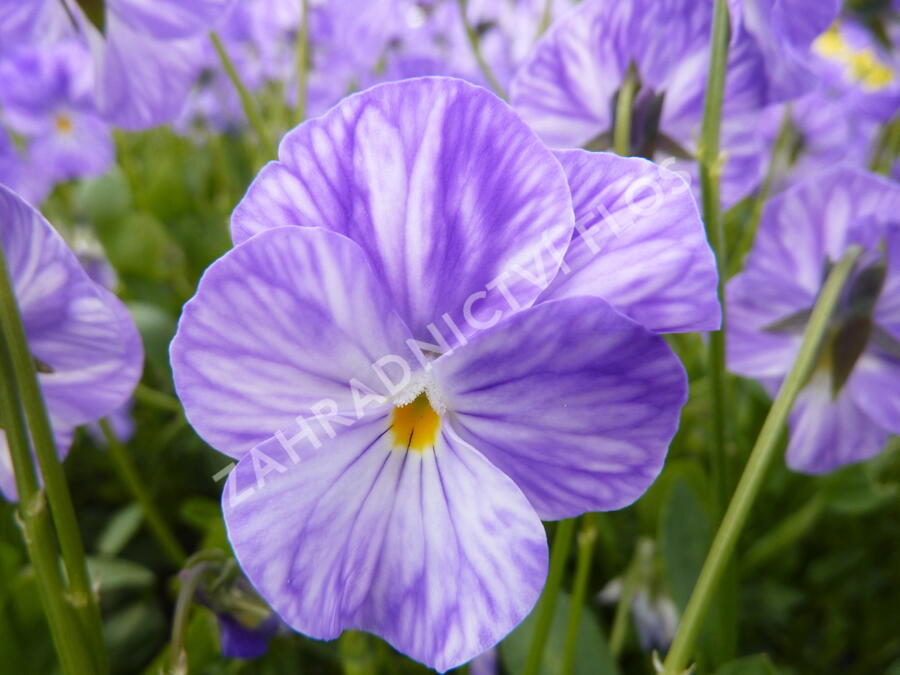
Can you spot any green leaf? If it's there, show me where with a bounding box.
[500,592,619,675]
[660,480,712,611]
[96,503,144,557]
[819,463,897,515]
[714,654,780,675]
[127,301,177,380]
[74,165,131,226]
[87,556,155,592]
[660,480,737,665]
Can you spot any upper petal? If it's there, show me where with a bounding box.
[170,227,415,459]
[231,77,575,343]
[432,296,687,520]
[223,416,548,673]
[538,150,720,333]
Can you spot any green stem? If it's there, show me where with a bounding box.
[294,0,311,125]
[699,0,732,518]
[134,383,183,414]
[0,237,107,672]
[0,336,97,675]
[561,514,597,675]
[210,31,275,157]
[168,563,211,675]
[535,0,553,39]
[457,0,508,99]
[608,546,642,658]
[523,518,576,675]
[661,245,864,674]
[99,419,186,567]
[729,105,793,278]
[613,66,637,157]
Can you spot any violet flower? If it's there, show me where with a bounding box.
[509,0,771,206]
[0,184,143,501]
[171,77,718,671]
[729,0,841,102]
[0,39,113,202]
[728,167,900,473]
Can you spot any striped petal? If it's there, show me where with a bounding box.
[171,227,415,459]
[537,150,720,333]
[223,416,547,672]
[433,296,686,519]
[231,77,575,343]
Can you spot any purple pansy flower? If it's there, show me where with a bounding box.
[728,167,900,473]
[0,184,143,501]
[509,0,770,207]
[0,39,113,202]
[171,77,717,671]
[78,0,235,130]
[729,0,841,102]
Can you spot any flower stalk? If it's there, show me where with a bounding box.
[699,0,732,516]
[661,245,864,674]
[0,238,108,673]
[210,31,275,157]
[294,0,311,125]
[457,0,508,99]
[560,514,597,675]
[522,518,576,675]
[0,337,97,675]
[99,418,187,567]
[613,66,637,156]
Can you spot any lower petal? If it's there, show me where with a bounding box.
[433,296,687,519]
[847,352,900,435]
[787,371,889,474]
[223,416,547,673]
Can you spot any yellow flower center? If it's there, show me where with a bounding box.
[54,114,74,134]
[814,25,894,91]
[390,392,440,452]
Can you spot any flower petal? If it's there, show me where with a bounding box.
[0,427,74,503]
[432,296,686,519]
[847,352,900,435]
[171,227,415,459]
[223,416,548,673]
[787,371,889,474]
[875,225,900,341]
[727,168,900,379]
[537,150,720,333]
[0,184,142,430]
[112,0,233,39]
[231,77,575,342]
[88,12,202,130]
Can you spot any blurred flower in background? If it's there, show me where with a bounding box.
[728,167,900,473]
[0,184,143,501]
[0,38,113,203]
[509,0,770,206]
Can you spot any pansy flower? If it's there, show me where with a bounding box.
[0,184,143,500]
[728,167,900,473]
[509,0,770,207]
[0,0,234,130]
[0,39,113,204]
[171,77,718,670]
[729,0,841,102]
